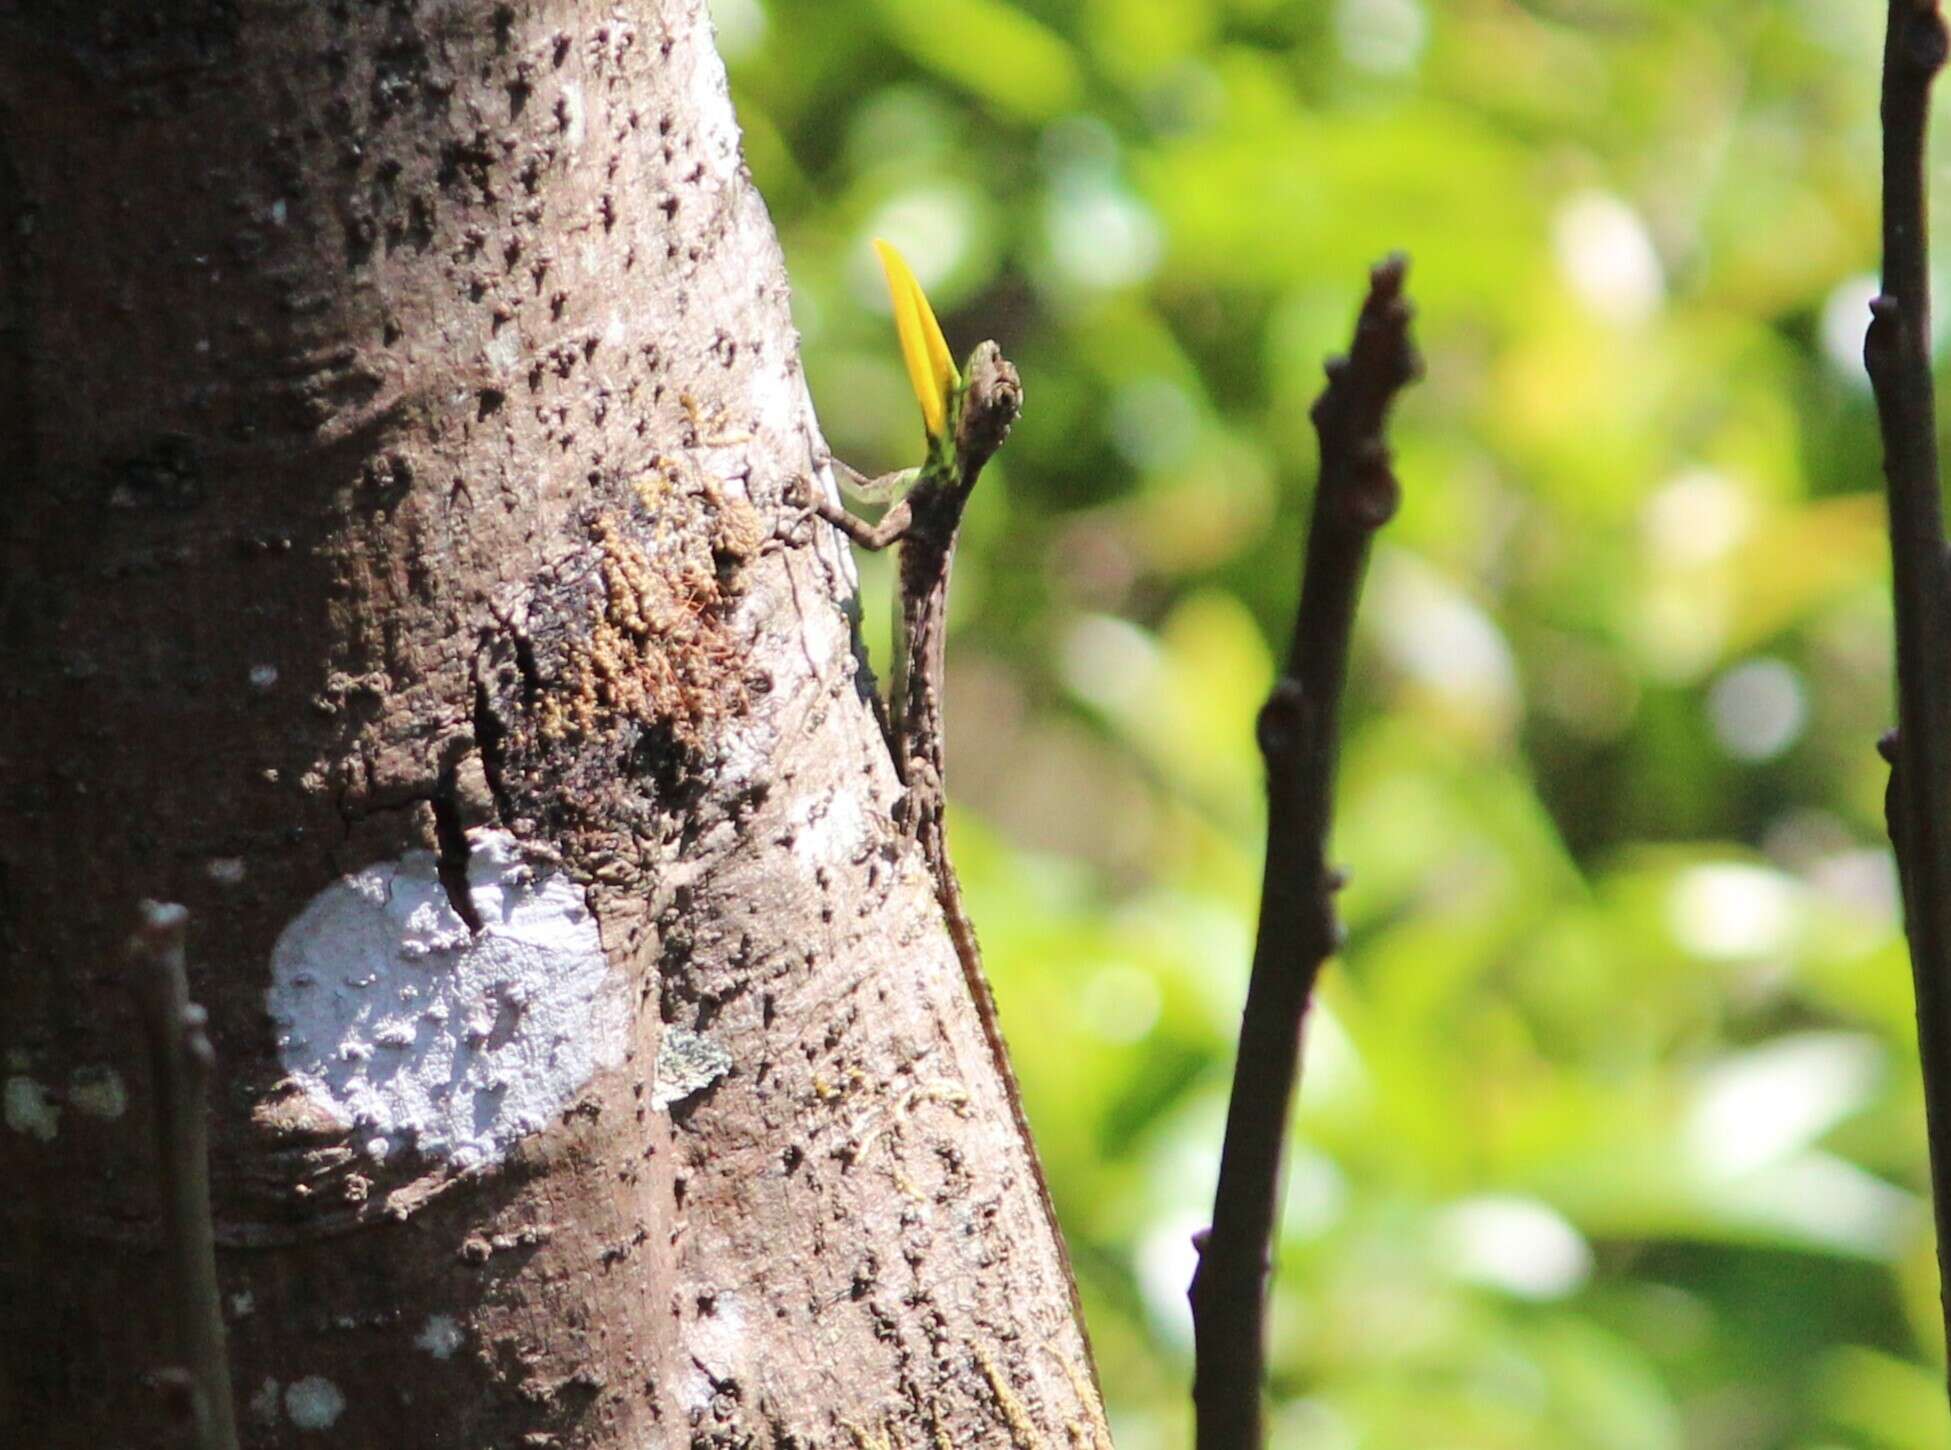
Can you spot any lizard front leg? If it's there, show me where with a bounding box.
[793,460,915,550]
[789,469,917,757]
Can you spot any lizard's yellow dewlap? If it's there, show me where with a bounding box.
[873,238,958,441]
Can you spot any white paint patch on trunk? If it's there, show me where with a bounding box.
[4,1076,58,1141]
[415,1313,466,1359]
[266,831,624,1167]
[207,855,248,885]
[284,1375,346,1430]
[69,1065,127,1119]
[249,1377,281,1426]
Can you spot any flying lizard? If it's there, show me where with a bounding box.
[798,239,1027,1135]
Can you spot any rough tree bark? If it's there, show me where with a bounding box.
[0,1,1105,1445]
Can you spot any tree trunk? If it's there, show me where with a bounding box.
[0,1,1105,1444]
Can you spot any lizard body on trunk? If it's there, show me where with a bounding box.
[795,251,1087,1350]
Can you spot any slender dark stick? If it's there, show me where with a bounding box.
[1867,0,1951,1394]
[1188,257,1420,1449]
[129,902,240,1450]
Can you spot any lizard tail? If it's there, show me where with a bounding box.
[922,831,1107,1403]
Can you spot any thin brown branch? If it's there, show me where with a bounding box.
[129,902,239,1450]
[1869,0,1951,1397]
[1189,256,1421,1449]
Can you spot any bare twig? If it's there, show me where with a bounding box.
[129,902,239,1450]
[1867,0,1951,1394]
[1189,257,1420,1449]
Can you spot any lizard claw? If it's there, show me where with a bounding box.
[784,472,819,510]
[893,788,924,843]
[771,473,826,547]
[893,757,944,845]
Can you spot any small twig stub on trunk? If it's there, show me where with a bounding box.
[130,903,240,1450]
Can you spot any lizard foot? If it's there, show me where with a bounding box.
[772,474,830,547]
[892,757,945,844]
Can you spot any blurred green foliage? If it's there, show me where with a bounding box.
[716,0,1947,1443]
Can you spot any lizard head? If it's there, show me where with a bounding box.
[954,340,1022,474]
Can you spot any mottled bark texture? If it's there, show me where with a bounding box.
[0,1,1105,1445]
